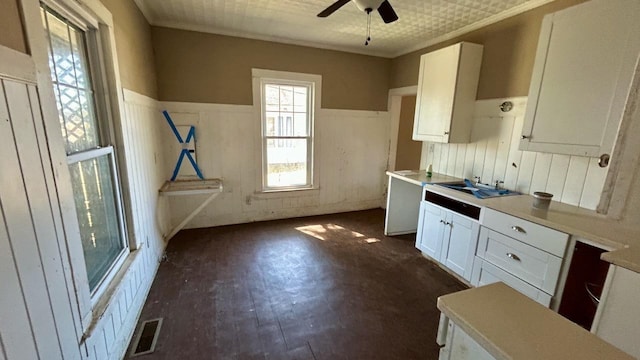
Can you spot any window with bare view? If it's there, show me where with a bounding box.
[263,83,313,189]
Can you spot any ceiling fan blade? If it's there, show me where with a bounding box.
[377,0,398,23]
[317,0,351,17]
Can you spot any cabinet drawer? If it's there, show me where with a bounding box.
[482,208,568,257]
[470,257,552,307]
[477,228,562,295]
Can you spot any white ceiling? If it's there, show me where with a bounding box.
[134,0,553,57]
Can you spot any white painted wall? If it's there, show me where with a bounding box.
[77,90,171,359]
[0,68,169,360]
[419,98,608,210]
[160,101,390,229]
[0,77,82,360]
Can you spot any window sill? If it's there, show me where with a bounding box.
[253,187,320,199]
[81,248,140,343]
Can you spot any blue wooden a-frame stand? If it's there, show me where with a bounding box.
[162,110,204,181]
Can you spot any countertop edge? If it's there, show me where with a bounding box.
[437,283,635,360]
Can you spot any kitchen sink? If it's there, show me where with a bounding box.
[438,182,475,195]
[438,180,520,199]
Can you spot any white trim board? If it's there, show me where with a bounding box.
[386,86,419,172]
[0,45,36,84]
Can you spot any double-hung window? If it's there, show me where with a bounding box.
[41,4,128,294]
[260,76,316,191]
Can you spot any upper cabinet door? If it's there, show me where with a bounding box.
[521,0,640,157]
[413,42,483,143]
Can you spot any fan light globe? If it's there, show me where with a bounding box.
[352,0,385,12]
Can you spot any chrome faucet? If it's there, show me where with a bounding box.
[474,176,482,186]
[495,180,504,190]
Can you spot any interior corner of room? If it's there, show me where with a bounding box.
[1,0,640,359]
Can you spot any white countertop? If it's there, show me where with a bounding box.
[388,170,640,273]
[438,283,633,360]
[386,170,461,186]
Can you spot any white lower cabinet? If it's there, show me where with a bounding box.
[470,257,552,307]
[416,201,446,261]
[416,201,480,281]
[438,317,495,360]
[472,209,568,308]
[594,266,640,358]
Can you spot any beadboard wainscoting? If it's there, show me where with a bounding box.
[160,101,390,229]
[419,97,608,210]
[0,77,83,360]
[79,89,172,360]
[0,79,170,359]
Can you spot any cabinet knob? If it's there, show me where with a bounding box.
[521,135,529,140]
[444,131,450,135]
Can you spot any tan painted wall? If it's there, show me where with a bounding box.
[152,27,391,111]
[390,0,588,99]
[0,0,27,53]
[100,0,157,98]
[395,95,421,170]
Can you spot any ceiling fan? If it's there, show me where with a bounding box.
[318,0,398,45]
[317,0,399,24]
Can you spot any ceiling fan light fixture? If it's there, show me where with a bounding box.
[352,0,385,12]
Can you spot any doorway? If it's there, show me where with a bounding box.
[394,95,422,170]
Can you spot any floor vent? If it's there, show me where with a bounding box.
[130,318,163,357]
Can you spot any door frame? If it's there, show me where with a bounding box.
[387,85,418,172]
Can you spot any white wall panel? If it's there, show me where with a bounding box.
[160,102,390,229]
[78,89,171,360]
[0,80,170,360]
[420,98,607,210]
[0,80,67,359]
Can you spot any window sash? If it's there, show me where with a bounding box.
[261,81,314,191]
[41,3,128,298]
[67,146,128,295]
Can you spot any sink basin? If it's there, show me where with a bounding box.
[438,180,520,199]
[438,182,475,195]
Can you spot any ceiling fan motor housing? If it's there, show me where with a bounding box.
[352,0,385,12]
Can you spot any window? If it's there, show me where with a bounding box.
[41,4,127,294]
[260,79,315,190]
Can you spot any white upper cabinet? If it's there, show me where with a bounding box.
[520,0,640,157]
[413,42,483,143]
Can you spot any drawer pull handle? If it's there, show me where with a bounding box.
[506,253,521,261]
[511,225,526,234]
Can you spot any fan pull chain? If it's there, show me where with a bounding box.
[365,8,372,46]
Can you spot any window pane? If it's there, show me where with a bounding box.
[46,12,78,87]
[265,85,279,112]
[266,139,308,188]
[293,113,308,136]
[265,112,279,136]
[69,26,92,90]
[279,86,294,112]
[43,8,99,154]
[293,87,307,113]
[69,155,124,291]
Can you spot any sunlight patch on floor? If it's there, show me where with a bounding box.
[295,224,381,244]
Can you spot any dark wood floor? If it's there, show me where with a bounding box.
[127,209,466,359]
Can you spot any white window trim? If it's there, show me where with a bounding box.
[22,0,134,337]
[252,68,322,194]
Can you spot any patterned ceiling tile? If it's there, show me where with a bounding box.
[136,0,544,57]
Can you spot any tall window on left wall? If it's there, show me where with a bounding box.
[41,4,127,294]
